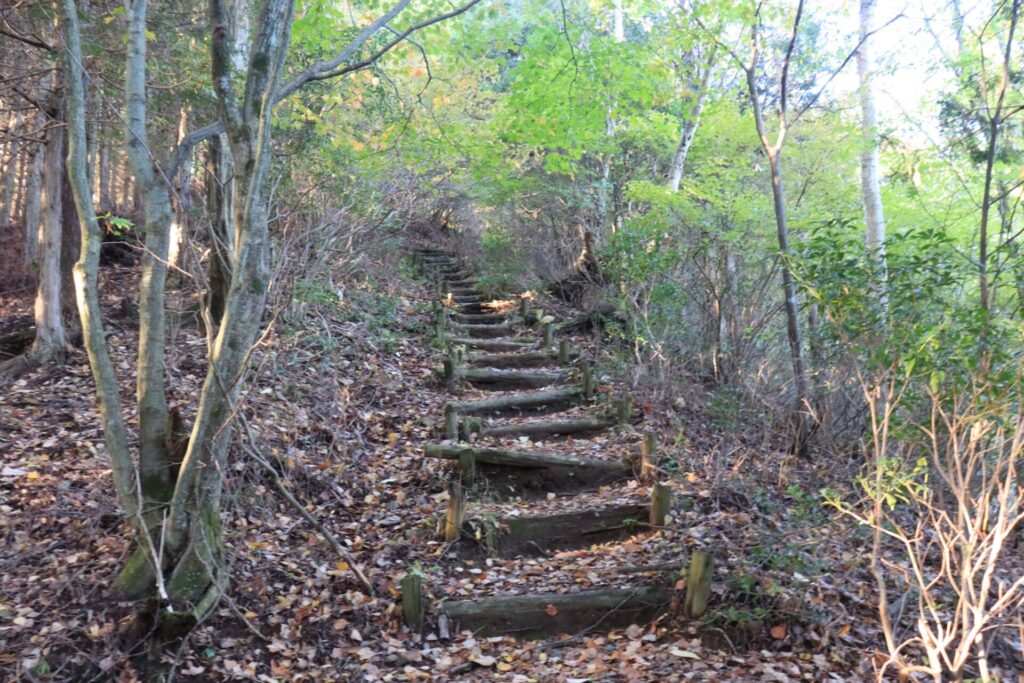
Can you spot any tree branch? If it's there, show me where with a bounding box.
[274,0,484,104]
[168,120,225,178]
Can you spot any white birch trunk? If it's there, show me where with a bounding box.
[857,0,887,307]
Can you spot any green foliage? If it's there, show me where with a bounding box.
[474,225,532,297]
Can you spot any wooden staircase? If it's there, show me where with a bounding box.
[399,248,713,641]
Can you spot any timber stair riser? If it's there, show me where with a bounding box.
[440,587,671,640]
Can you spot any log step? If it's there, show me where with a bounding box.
[453,312,509,324]
[480,416,615,439]
[463,368,569,390]
[448,387,581,416]
[466,350,570,368]
[451,323,515,339]
[464,503,650,556]
[440,585,671,639]
[425,443,631,498]
[424,443,627,473]
[447,337,537,352]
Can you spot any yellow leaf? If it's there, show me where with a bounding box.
[497,662,513,672]
[335,561,350,572]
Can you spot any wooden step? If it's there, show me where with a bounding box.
[465,350,569,368]
[453,312,509,324]
[464,503,650,556]
[448,387,581,416]
[451,323,513,339]
[463,368,568,390]
[424,443,628,473]
[447,337,537,352]
[480,416,615,439]
[440,585,671,639]
[425,443,631,498]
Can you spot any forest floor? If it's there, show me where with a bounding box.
[0,253,1002,682]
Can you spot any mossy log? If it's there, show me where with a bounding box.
[424,443,628,472]
[450,323,514,338]
[447,387,582,415]
[481,416,616,439]
[466,503,650,556]
[447,337,537,352]
[440,585,671,639]
[462,368,569,389]
[466,350,570,368]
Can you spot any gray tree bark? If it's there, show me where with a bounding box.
[29,95,66,364]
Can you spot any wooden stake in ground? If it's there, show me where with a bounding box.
[558,339,570,364]
[401,573,425,629]
[445,405,460,440]
[615,394,633,424]
[683,551,713,618]
[582,362,594,399]
[519,296,529,321]
[444,481,465,542]
[458,451,476,487]
[649,483,672,526]
[543,322,555,350]
[640,433,657,480]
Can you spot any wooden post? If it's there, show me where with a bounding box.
[444,481,465,542]
[458,451,476,487]
[640,433,657,480]
[401,573,424,629]
[615,395,633,424]
[582,362,594,399]
[442,358,456,383]
[543,322,554,350]
[442,280,449,297]
[558,339,570,364]
[683,551,713,618]
[649,483,672,526]
[445,405,459,440]
[519,296,529,321]
[435,308,446,344]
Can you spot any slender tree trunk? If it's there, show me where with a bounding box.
[1,128,20,225]
[29,96,66,363]
[978,0,1020,316]
[125,0,174,507]
[767,151,810,416]
[668,46,716,192]
[23,140,43,266]
[60,0,144,571]
[205,134,232,327]
[99,132,111,210]
[857,0,887,312]
[13,149,28,224]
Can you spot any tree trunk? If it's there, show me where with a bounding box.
[23,140,44,266]
[125,0,174,508]
[977,0,1020,316]
[99,132,111,210]
[205,133,232,328]
[667,46,716,193]
[29,96,66,364]
[857,0,887,311]
[768,151,810,424]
